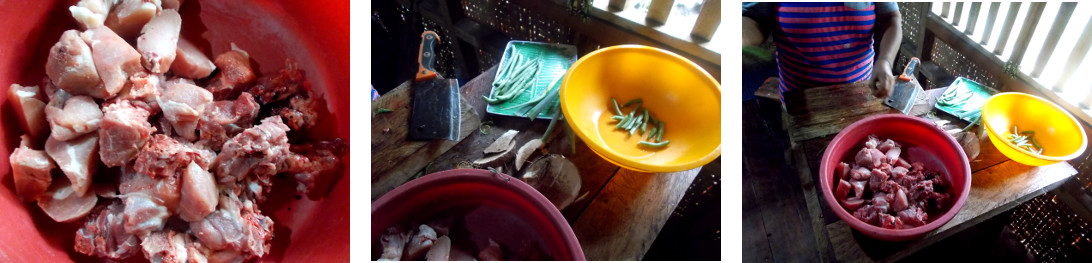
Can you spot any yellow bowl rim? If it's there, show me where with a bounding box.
[981,92,1088,162]
[559,45,722,172]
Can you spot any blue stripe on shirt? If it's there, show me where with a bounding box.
[776,45,873,67]
[778,10,876,18]
[780,29,874,39]
[779,19,875,29]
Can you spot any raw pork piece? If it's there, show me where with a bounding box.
[189,192,273,261]
[214,116,292,201]
[106,0,160,39]
[865,135,881,149]
[75,199,142,260]
[159,82,213,141]
[46,95,102,141]
[197,92,260,151]
[9,136,55,201]
[275,92,320,131]
[171,38,216,79]
[892,188,910,212]
[207,45,256,100]
[849,180,867,199]
[141,230,190,263]
[425,236,452,261]
[7,84,49,138]
[120,72,162,113]
[69,0,116,29]
[379,226,408,261]
[909,180,935,202]
[133,134,208,178]
[47,30,101,95]
[835,179,851,199]
[850,166,871,180]
[100,100,156,167]
[122,191,172,237]
[137,9,181,73]
[868,168,889,192]
[478,238,504,261]
[179,161,218,222]
[852,205,881,225]
[840,197,865,211]
[45,132,99,196]
[879,213,903,229]
[249,59,305,104]
[284,139,346,195]
[82,26,144,99]
[37,177,98,223]
[895,158,911,169]
[403,224,438,260]
[897,206,928,227]
[854,147,875,168]
[872,194,891,212]
[837,162,851,180]
[877,139,899,152]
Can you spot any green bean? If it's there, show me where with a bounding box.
[526,83,560,120]
[542,102,563,142]
[615,113,632,129]
[495,52,521,83]
[376,108,393,114]
[639,140,670,148]
[611,98,623,116]
[640,108,649,134]
[647,125,658,140]
[503,73,562,110]
[656,121,664,142]
[622,98,642,108]
[496,73,537,101]
[611,115,623,121]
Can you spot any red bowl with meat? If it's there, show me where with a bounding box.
[372,169,586,261]
[0,0,348,262]
[819,114,971,241]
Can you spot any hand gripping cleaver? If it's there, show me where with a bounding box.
[408,31,461,141]
[883,57,922,114]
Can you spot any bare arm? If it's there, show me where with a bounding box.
[743,16,766,47]
[871,10,902,98]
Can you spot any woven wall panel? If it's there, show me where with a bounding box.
[899,2,921,47]
[1009,193,1092,262]
[930,39,1001,89]
[463,0,575,44]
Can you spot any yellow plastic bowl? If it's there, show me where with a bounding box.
[559,45,721,172]
[981,92,1087,166]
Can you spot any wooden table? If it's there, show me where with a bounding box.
[768,80,1079,262]
[371,65,712,260]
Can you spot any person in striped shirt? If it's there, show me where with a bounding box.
[743,2,902,101]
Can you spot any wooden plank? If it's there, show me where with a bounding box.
[952,2,964,26]
[690,0,720,42]
[571,168,700,260]
[1009,2,1046,65]
[782,82,900,142]
[742,166,774,262]
[964,2,981,35]
[791,144,835,262]
[1054,16,1092,92]
[827,161,1078,262]
[993,2,1023,56]
[979,2,1000,45]
[1030,2,1076,77]
[645,0,675,25]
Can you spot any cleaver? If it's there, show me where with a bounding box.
[883,57,922,114]
[408,31,461,141]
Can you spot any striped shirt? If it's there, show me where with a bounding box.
[744,2,899,100]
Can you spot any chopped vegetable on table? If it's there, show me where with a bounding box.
[1008,125,1043,155]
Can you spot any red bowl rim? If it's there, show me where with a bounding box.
[819,114,972,240]
[371,168,586,260]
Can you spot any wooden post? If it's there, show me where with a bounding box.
[646,0,675,26]
[980,2,1000,45]
[994,2,1023,56]
[1009,2,1046,66]
[608,0,628,12]
[691,0,720,42]
[965,2,981,35]
[1030,2,1076,78]
[953,2,964,26]
[916,2,935,88]
[1054,16,1092,92]
[941,2,951,18]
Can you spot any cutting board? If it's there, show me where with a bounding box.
[371,80,480,200]
[782,82,899,141]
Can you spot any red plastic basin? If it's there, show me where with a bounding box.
[372,169,586,260]
[0,0,349,261]
[819,114,971,241]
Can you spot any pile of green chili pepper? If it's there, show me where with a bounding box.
[609,98,668,148]
[1008,125,1043,155]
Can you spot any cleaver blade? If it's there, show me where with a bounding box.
[407,31,461,141]
[884,57,921,114]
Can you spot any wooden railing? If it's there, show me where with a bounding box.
[907,2,1092,129]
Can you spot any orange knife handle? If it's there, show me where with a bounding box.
[898,57,920,81]
[416,31,440,82]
